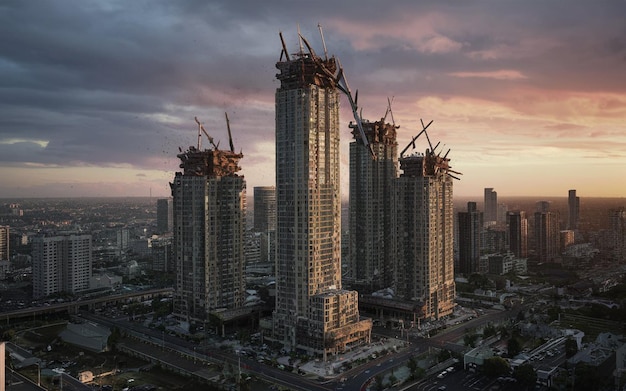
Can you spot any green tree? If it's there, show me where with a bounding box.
[483,357,510,377]
[438,349,452,362]
[513,363,537,387]
[464,333,479,348]
[483,325,497,339]
[107,327,122,352]
[507,336,522,357]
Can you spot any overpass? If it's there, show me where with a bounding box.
[0,288,173,323]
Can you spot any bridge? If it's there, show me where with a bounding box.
[0,288,173,323]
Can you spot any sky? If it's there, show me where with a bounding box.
[1,1,626,199]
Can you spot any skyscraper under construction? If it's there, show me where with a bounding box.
[396,147,456,320]
[272,32,371,357]
[170,119,246,322]
[349,118,398,290]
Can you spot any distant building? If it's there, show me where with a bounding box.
[560,230,575,251]
[116,228,130,256]
[484,188,497,225]
[253,187,276,232]
[0,226,8,261]
[568,189,580,231]
[32,234,92,299]
[534,202,560,263]
[483,226,507,254]
[497,203,508,225]
[507,211,528,258]
[156,198,172,234]
[396,151,455,320]
[487,252,527,275]
[151,236,173,272]
[349,117,398,289]
[253,186,276,264]
[0,226,9,280]
[458,202,482,275]
[609,208,626,262]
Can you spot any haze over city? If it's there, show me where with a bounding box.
[1,1,625,198]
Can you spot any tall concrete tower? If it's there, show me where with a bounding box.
[396,149,456,320]
[534,202,560,263]
[507,210,528,258]
[156,198,172,234]
[273,32,371,357]
[349,118,398,290]
[458,202,483,275]
[484,188,498,225]
[0,226,8,261]
[568,189,580,231]
[170,122,246,322]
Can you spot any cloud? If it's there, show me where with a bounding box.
[450,70,527,80]
[1,0,626,197]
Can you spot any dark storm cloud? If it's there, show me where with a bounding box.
[1,0,625,174]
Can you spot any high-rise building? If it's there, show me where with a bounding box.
[568,189,580,231]
[396,151,456,320]
[156,198,172,234]
[534,202,560,263]
[349,118,398,289]
[507,211,528,258]
[0,226,9,280]
[272,34,371,356]
[253,186,276,232]
[253,186,276,264]
[170,133,246,321]
[457,202,482,275]
[0,226,8,261]
[32,234,92,299]
[484,188,498,225]
[609,208,626,262]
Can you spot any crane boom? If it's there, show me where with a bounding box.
[225,112,235,153]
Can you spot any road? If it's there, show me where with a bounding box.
[79,305,520,391]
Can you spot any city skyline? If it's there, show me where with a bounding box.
[1,1,626,198]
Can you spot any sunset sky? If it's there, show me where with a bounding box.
[1,1,625,199]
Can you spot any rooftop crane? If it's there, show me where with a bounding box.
[225,112,235,153]
[194,116,219,150]
[297,32,375,159]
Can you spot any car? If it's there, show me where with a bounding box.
[446,366,454,373]
[438,386,447,391]
[437,371,446,379]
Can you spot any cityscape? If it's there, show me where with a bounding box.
[2,2,626,391]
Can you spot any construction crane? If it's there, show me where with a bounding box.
[298,32,375,159]
[224,112,235,153]
[400,119,433,158]
[194,116,219,150]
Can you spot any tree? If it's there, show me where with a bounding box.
[438,349,452,362]
[507,336,522,357]
[574,363,607,391]
[513,363,537,387]
[483,357,510,377]
[483,325,497,339]
[464,333,479,348]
